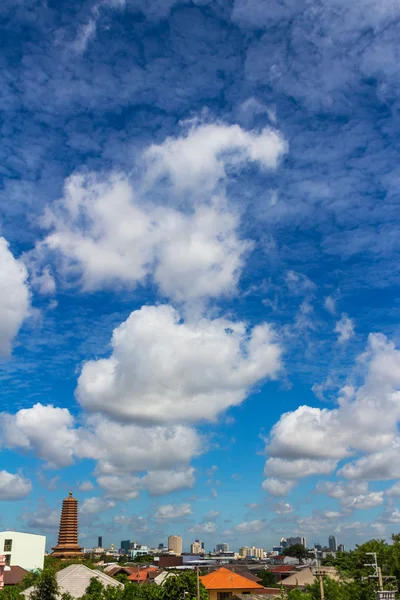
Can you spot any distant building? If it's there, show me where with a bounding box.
[338,544,345,552]
[190,540,205,554]
[128,543,149,559]
[314,543,322,551]
[280,538,287,549]
[286,537,306,549]
[168,535,182,555]
[0,532,46,571]
[272,546,283,555]
[158,543,164,550]
[216,543,229,553]
[120,540,131,554]
[239,546,264,559]
[328,536,337,552]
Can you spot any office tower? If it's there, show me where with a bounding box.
[98,536,103,548]
[216,543,229,553]
[168,535,182,555]
[328,536,337,552]
[121,540,131,554]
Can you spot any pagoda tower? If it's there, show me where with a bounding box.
[51,492,84,558]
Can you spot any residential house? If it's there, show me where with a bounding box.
[200,567,265,600]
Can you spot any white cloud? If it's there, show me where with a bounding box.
[141,467,195,496]
[235,519,267,534]
[0,403,78,468]
[97,475,141,500]
[154,503,192,519]
[189,521,217,534]
[324,296,336,315]
[316,480,369,499]
[265,333,400,483]
[272,501,293,514]
[386,482,400,497]
[341,491,384,510]
[113,514,148,531]
[78,480,95,492]
[265,457,338,479]
[33,121,286,305]
[0,471,32,500]
[80,497,115,514]
[204,510,220,521]
[77,304,282,424]
[77,415,201,474]
[335,313,355,344]
[145,120,287,192]
[0,237,30,355]
[1,405,200,497]
[262,478,295,496]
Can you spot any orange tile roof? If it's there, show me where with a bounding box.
[200,568,265,590]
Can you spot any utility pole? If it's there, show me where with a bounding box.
[363,552,396,600]
[312,548,325,600]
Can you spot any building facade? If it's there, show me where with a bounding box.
[168,536,182,555]
[190,540,204,554]
[286,537,306,549]
[328,536,337,552]
[216,543,229,553]
[120,540,131,554]
[0,532,46,571]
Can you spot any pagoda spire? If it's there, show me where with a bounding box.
[51,492,84,558]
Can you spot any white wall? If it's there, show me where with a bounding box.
[0,532,46,571]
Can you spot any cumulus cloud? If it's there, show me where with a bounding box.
[335,313,355,344]
[341,491,384,510]
[78,480,95,492]
[272,501,293,514]
[265,457,338,479]
[77,304,282,424]
[262,478,295,496]
[0,237,30,355]
[0,471,32,500]
[80,497,115,514]
[0,404,78,468]
[386,482,400,497]
[0,404,200,497]
[265,333,400,483]
[145,120,287,192]
[189,521,217,534]
[33,121,286,304]
[234,519,267,534]
[154,503,192,519]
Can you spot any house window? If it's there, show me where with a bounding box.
[5,555,11,566]
[4,539,12,552]
[217,594,232,600]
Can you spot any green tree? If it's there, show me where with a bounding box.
[0,586,25,600]
[30,569,59,600]
[256,570,277,587]
[283,544,308,560]
[80,577,105,600]
[161,571,207,600]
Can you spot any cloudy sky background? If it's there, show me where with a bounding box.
[1,0,400,551]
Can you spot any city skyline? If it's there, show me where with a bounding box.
[1,0,400,552]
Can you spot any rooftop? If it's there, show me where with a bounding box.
[201,568,265,590]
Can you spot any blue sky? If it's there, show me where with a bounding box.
[1,0,400,554]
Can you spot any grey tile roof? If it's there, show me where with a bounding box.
[23,564,124,599]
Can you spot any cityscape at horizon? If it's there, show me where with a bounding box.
[1,0,400,552]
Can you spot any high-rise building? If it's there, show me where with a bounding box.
[190,540,205,554]
[314,543,322,551]
[328,536,337,552]
[168,535,182,555]
[240,546,264,559]
[51,492,84,558]
[98,536,103,549]
[286,537,306,549]
[121,540,131,554]
[338,544,345,552]
[216,543,229,553]
[280,537,287,549]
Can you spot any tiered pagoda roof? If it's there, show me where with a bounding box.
[51,492,84,558]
